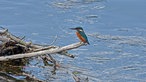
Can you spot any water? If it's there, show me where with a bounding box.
[0,0,146,82]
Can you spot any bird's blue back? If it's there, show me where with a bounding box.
[78,30,89,43]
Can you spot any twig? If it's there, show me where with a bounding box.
[0,27,8,35]
[58,50,75,58]
[50,35,58,45]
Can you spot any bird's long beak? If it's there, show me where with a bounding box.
[70,28,77,30]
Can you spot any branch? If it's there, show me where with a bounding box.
[0,36,10,42]
[0,42,85,61]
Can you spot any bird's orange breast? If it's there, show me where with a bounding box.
[76,32,86,43]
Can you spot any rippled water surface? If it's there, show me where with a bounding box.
[0,0,146,82]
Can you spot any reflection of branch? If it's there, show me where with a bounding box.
[0,42,84,61]
[21,72,43,82]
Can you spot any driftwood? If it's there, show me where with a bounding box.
[0,27,85,60]
[0,42,84,61]
[0,27,86,81]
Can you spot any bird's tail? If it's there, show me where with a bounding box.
[87,41,90,45]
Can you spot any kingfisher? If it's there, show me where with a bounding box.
[70,27,90,45]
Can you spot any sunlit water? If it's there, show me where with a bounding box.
[0,0,146,82]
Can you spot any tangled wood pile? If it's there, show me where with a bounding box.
[0,27,85,82]
[0,27,85,60]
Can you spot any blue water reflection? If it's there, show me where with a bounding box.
[0,0,146,81]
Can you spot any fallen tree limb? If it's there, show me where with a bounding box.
[0,28,74,58]
[0,42,84,61]
[0,27,88,81]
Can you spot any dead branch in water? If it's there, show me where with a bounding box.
[0,42,84,61]
[0,27,84,61]
[0,27,86,78]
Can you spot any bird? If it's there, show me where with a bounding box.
[70,27,90,45]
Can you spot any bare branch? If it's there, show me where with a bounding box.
[0,36,10,42]
[0,42,85,61]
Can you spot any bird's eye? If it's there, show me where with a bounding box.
[79,29,83,32]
